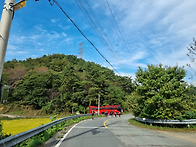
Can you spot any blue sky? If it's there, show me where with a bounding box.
[0,0,196,85]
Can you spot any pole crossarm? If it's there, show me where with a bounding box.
[14,0,27,11]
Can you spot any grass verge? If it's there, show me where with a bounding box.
[129,118,196,132]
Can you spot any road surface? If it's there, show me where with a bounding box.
[46,114,196,147]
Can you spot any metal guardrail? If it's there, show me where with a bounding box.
[0,114,91,147]
[135,117,196,126]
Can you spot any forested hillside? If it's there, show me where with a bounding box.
[1,54,134,114]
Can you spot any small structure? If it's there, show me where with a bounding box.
[0,85,10,103]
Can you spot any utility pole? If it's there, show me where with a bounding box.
[98,94,100,115]
[0,0,15,82]
[79,42,83,59]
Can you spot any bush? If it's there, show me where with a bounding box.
[183,111,196,119]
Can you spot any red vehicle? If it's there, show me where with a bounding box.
[89,105,122,115]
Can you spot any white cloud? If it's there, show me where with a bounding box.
[115,51,147,68]
[51,19,57,23]
[7,50,28,56]
[61,32,67,37]
[58,24,70,31]
[7,44,18,50]
[159,1,196,38]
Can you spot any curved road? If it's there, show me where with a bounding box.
[49,114,196,147]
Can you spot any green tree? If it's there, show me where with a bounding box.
[124,92,139,112]
[134,64,188,120]
[183,85,196,118]
[12,71,60,109]
[104,85,125,106]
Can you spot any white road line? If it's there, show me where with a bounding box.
[55,120,86,147]
[75,126,106,129]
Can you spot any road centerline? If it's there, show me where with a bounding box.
[103,119,111,128]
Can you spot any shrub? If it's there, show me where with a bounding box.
[183,111,196,119]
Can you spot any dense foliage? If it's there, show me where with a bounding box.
[133,64,196,120]
[2,54,133,114]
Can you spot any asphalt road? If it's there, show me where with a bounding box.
[47,114,196,147]
[57,116,126,147]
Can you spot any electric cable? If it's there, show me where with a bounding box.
[75,0,120,62]
[83,0,120,54]
[105,0,131,54]
[48,0,120,75]
[105,0,138,70]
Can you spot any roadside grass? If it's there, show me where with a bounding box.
[129,118,196,132]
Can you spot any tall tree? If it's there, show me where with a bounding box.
[134,64,188,120]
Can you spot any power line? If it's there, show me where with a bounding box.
[83,0,119,55]
[105,0,130,54]
[105,0,138,71]
[75,0,120,62]
[48,0,120,75]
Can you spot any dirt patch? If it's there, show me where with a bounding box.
[0,114,24,118]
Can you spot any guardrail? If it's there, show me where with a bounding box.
[0,114,91,147]
[135,117,196,127]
